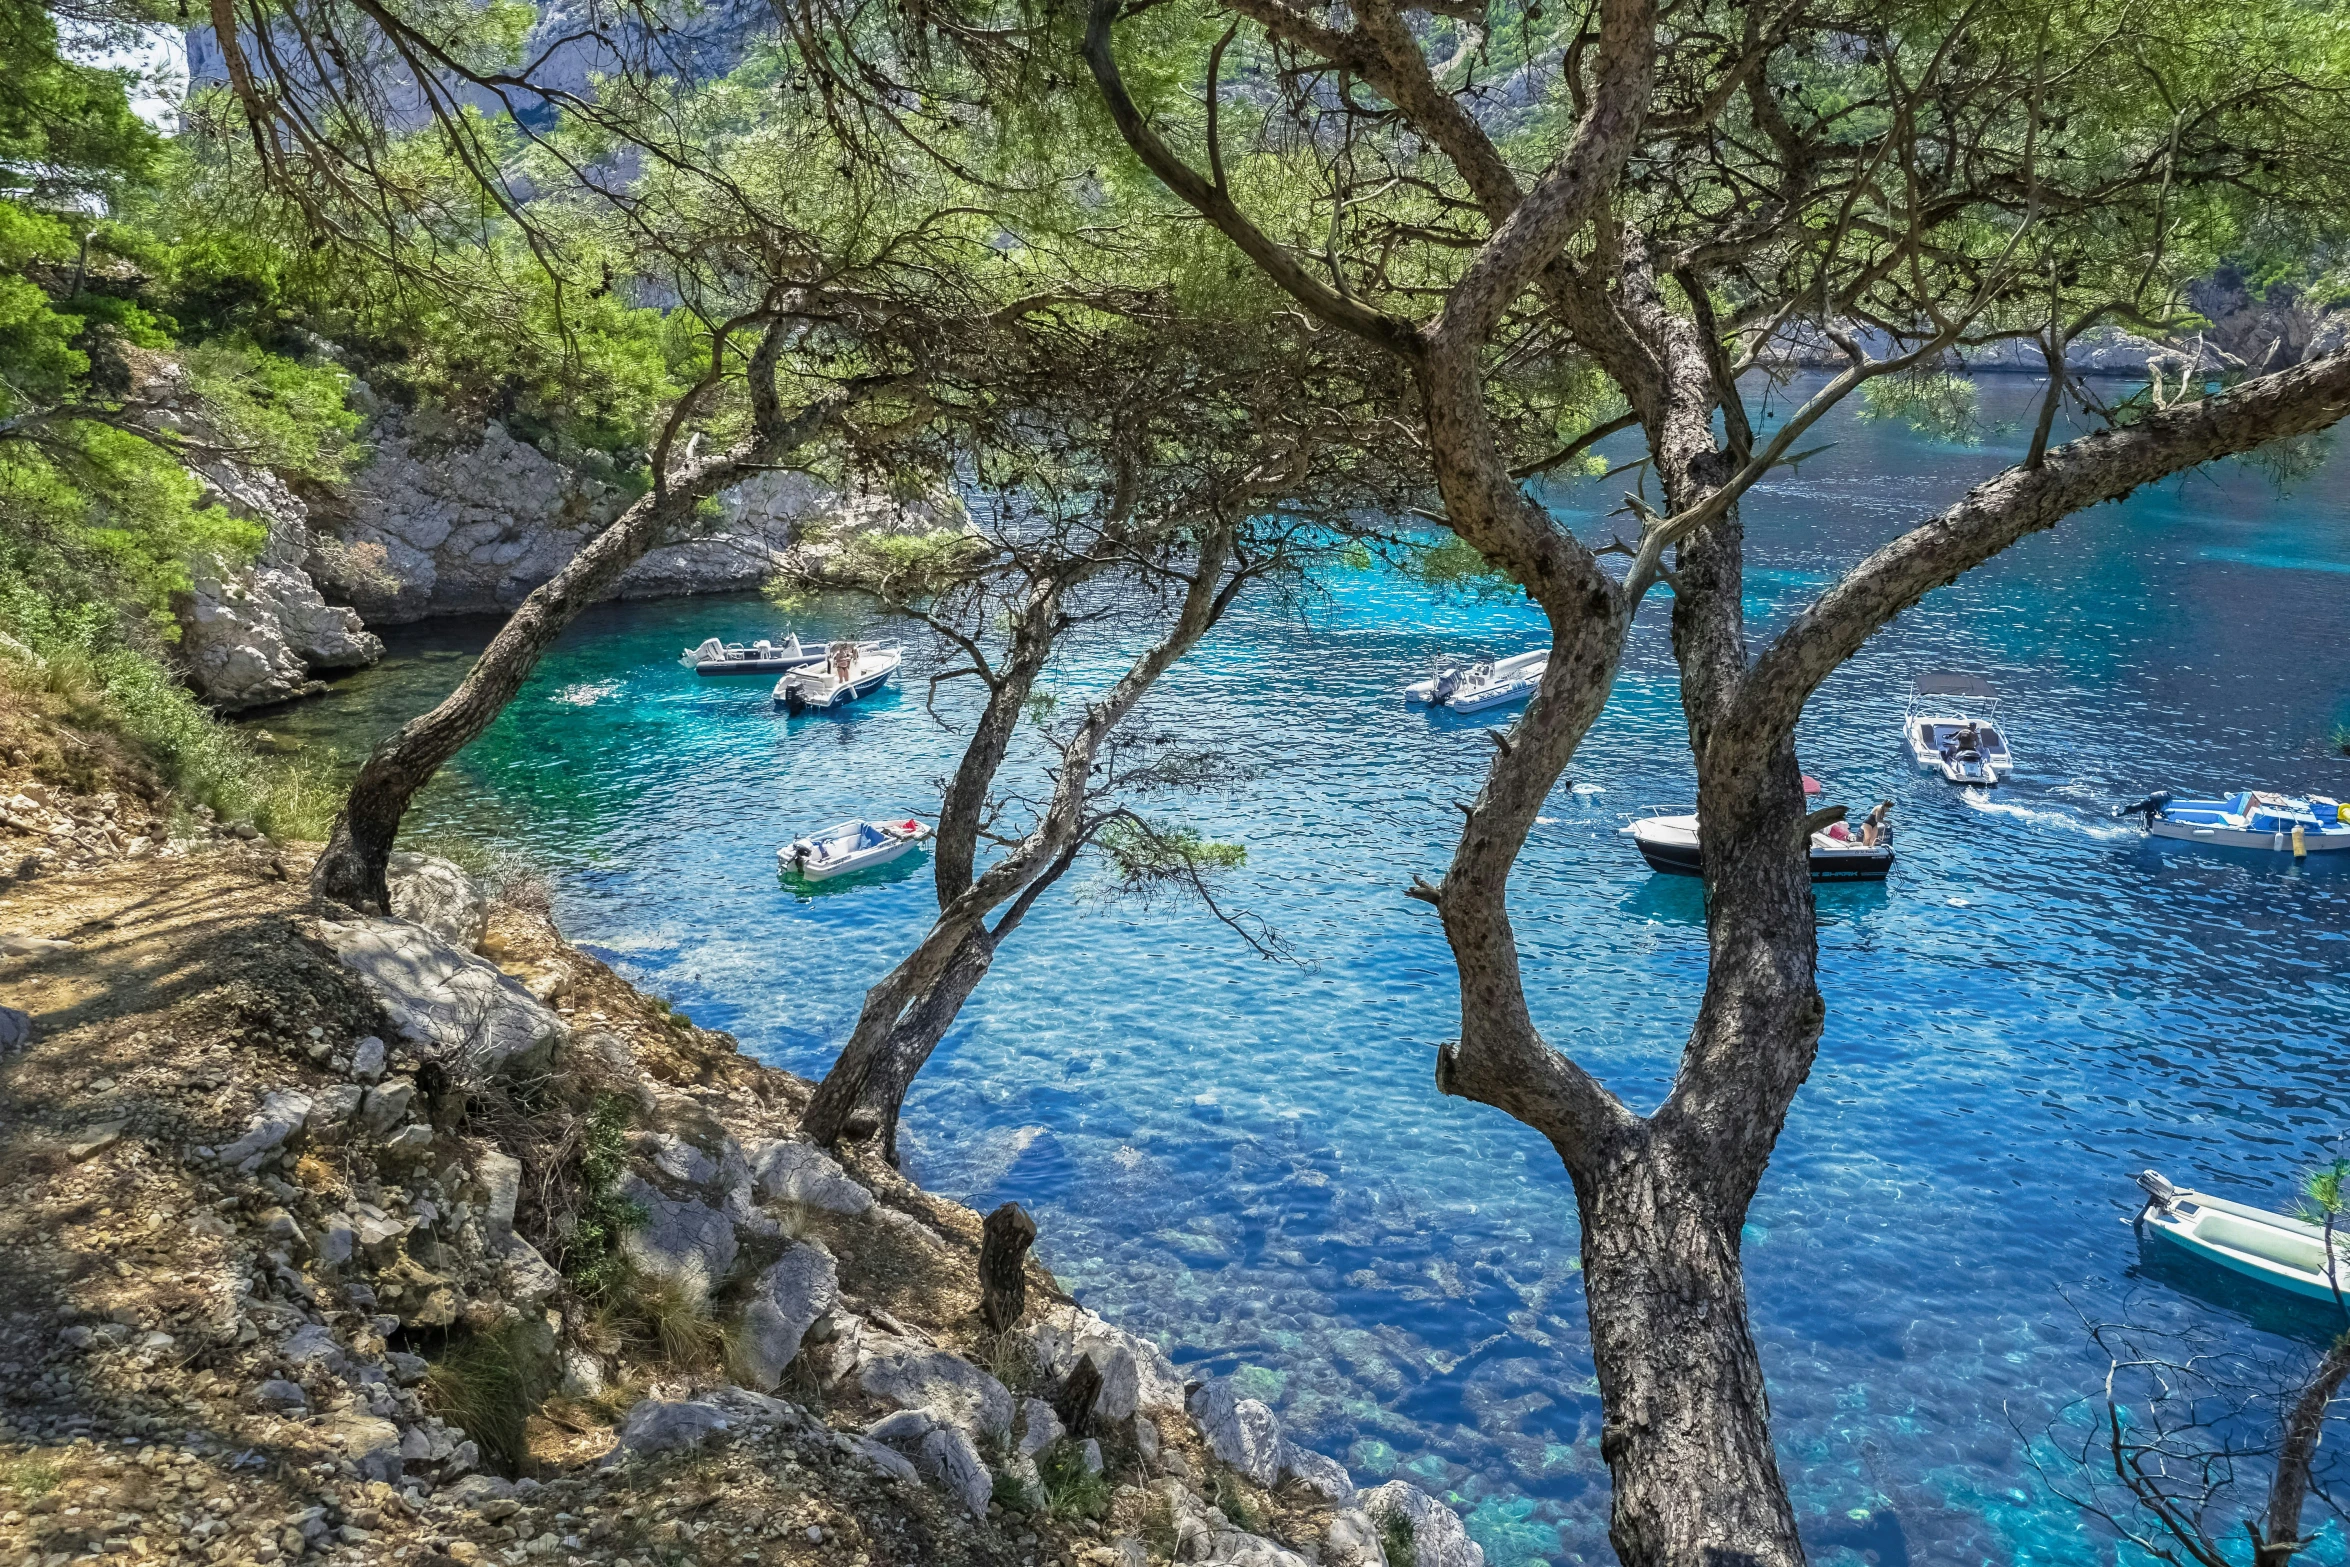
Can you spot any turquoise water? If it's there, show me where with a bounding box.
[258,378,2350,1566]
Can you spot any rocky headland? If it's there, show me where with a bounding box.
[0,702,1480,1567]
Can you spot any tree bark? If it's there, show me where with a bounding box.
[311,363,854,911]
[979,1201,1039,1333]
[2255,1332,2350,1567]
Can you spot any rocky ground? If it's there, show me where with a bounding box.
[0,711,1483,1567]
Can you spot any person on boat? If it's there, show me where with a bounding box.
[1860,800,1893,847]
[830,642,855,684]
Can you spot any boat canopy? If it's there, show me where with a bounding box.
[1909,673,1996,699]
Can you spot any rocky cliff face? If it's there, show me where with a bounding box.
[174,461,384,713]
[308,408,866,626]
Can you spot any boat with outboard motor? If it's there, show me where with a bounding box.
[2132,1169,2348,1305]
[779,818,932,881]
[1623,777,1895,882]
[2119,788,2350,855]
[775,642,902,713]
[1904,673,2015,784]
[1403,648,1548,714]
[680,633,829,677]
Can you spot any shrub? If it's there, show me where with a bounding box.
[422,1319,559,1476]
[1379,1512,1419,1567]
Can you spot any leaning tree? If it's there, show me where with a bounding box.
[1074,0,2350,1558]
[791,299,1430,1160]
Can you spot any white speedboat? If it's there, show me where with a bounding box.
[1404,648,1548,713]
[681,633,829,676]
[1624,809,1894,882]
[775,642,902,712]
[779,818,932,881]
[1904,674,2015,785]
[2134,1170,2348,1305]
[2121,789,2350,855]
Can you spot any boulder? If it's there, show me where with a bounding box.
[851,1436,920,1485]
[322,1412,404,1485]
[617,1175,737,1308]
[317,917,565,1079]
[736,1242,839,1391]
[744,1138,873,1215]
[1021,1302,1184,1415]
[858,1337,1013,1439]
[1359,1482,1486,1567]
[1279,1439,1355,1501]
[305,1083,364,1132]
[612,1398,735,1457]
[914,1425,992,1517]
[255,1378,309,1412]
[385,853,489,950]
[1017,1397,1064,1459]
[0,1005,30,1054]
[1324,1509,1388,1567]
[1189,1380,1284,1487]
[477,1150,522,1242]
[350,1034,388,1082]
[1167,1482,1313,1567]
[212,1089,314,1170]
[359,1077,415,1135]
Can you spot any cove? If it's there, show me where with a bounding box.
[256,376,2350,1566]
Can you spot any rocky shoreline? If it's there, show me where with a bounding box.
[0,725,1481,1567]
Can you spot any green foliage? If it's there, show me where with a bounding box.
[422,1318,559,1476]
[1380,1511,1419,1567]
[1036,1439,1113,1521]
[2235,429,2334,496]
[0,0,161,202]
[1400,532,1518,603]
[182,338,363,477]
[1211,1471,1262,1533]
[2305,1158,2347,1225]
[1096,818,1245,892]
[561,1094,647,1301]
[1859,374,1984,447]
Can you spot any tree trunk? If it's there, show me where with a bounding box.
[310,446,780,909]
[979,1201,1038,1332]
[1576,1132,1805,1567]
[800,922,998,1160]
[2257,1332,2350,1566]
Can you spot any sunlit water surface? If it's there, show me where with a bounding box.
[257,378,2350,1566]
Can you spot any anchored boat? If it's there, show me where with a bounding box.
[1623,780,1894,882]
[681,634,829,677]
[1904,674,2015,785]
[2120,789,2350,856]
[1404,648,1548,714]
[779,818,932,881]
[2133,1170,2348,1305]
[775,642,902,713]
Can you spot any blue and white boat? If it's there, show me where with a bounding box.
[1404,648,1547,714]
[2134,1170,2348,1305]
[681,633,829,676]
[775,642,902,713]
[779,817,931,881]
[2121,789,2350,855]
[1904,673,2015,785]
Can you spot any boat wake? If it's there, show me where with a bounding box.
[1958,788,2138,841]
[552,679,623,706]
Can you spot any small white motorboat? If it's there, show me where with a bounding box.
[1623,777,1894,882]
[2134,1170,2348,1305]
[776,642,902,713]
[779,818,932,881]
[1904,674,2015,785]
[1404,648,1548,714]
[681,633,829,677]
[2120,789,2350,856]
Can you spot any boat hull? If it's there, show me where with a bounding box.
[2145,819,2350,853]
[1627,816,1893,882]
[2142,1190,2350,1304]
[780,835,919,881]
[697,653,825,677]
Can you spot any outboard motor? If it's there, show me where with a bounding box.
[2118,791,2171,825]
[1431,669,1460,705]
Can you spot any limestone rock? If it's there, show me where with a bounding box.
[1021,1302,1184,1415]
[351,1035,387,1081]
[1359,1482,1486,1567]
[322,1412,404,1485]
[477,1150,521,1242]
[360,1077,415,1135]
[612,1398,735,1457]
[851,1436,920,1485]
[305,1083,364,1132]
[317,917,565,1080]
[617,1174,737,1307]
[255,1378,309,1412]
[213,1089,314,1170]
[176,462,381,710]
[736,1241,838,1391]
[385,853,489,950]
[1324,1509,1388,1567]
[858,1337,1012,1439]
[914,1425,991,1517]
[744,1138,873,1215]
[1017,1397,1063,1459]
[1189,1380,1284,1487]
[0,1005,28,1053]
[1279,1439,1355,1501]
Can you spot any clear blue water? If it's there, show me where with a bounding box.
[258,377,2350,1566]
